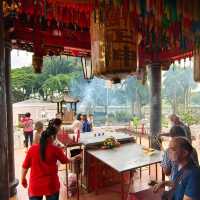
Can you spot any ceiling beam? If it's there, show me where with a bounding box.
[11,26,91,52]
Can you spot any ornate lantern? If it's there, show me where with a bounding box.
[90,5,138,83]
[81,57,93,81]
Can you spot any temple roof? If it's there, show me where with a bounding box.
[52,95,79,103]
[51,87,79,103]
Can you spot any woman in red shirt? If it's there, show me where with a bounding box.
[21,118,80,200]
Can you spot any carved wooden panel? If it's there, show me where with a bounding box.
[91,8,137,81]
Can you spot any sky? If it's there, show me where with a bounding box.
[11,49,33,69]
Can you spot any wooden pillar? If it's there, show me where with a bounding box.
[149,64,162,150]
[5,41,18,197]
[0,2,10,199]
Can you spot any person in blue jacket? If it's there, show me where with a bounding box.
[82,114,91,132]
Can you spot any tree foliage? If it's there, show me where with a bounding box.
[11,56,83,103]
[12,55,200,124]
[179,111,199,126]
[11,55,150,120]
[163,65,197,113]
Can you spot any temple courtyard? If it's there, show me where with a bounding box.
[14,126,200,200]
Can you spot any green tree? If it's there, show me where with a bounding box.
[123,77,149,117]
[163,65,197,113]
[35,56,82,99]
[42,56,81,76]
[11,56,83,103]
[41,74,73,100]
[179,111,199,126]
[11,67,36,102]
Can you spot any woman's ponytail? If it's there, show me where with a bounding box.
[39,126,57,161]
[39,118,62,161]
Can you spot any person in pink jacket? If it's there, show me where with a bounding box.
[22,112,33,150]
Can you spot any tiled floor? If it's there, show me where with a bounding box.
[14,133,200,200]
[15,147,162,199]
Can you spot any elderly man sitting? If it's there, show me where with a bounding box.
[161,126,199,181]
[153,137,200,200]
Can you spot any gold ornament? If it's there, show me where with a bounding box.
[3,1,21,17]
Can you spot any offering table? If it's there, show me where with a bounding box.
[86,143,163,200]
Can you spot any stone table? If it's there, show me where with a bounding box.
[87,143,163,200]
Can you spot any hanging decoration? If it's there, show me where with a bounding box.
[3,0,200,78]
[3,0,21,17]
[91,2,138,83]
[3,0,21,31]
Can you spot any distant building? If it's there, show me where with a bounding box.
[12,98,57,125]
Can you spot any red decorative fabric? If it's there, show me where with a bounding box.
[10,1,198,62]
[19,0,92,28]
[57,132,74,145]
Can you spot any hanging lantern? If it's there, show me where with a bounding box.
[90,5,138,83]
[81,57,93,81]
[193,49,200,82]
[32,54,43,73]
